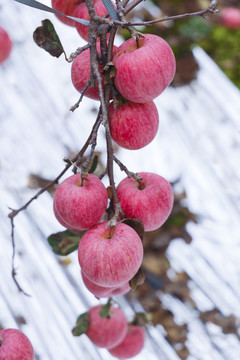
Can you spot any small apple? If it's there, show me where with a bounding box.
[108,325,145,359]
[219,7,240,29]
[74,0,112,41]
[0,329,34,360]
[53,173,108,231]
[113,34,176,103]
[86,304,128,349]
[0,27,12,65]
[81,270,131,298]
[78,221,143,287]
[51,0,81,27]
[71,44,118,100]
[116,172,174,232]
[109,100,159,150]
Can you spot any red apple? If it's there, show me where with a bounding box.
[51,0,81,27]
[109,100,159,150]
[113,34,176,103]
[116,172,174,232]
[108,325,145,359]
[0,27,12,65]
[53,173,108,231]
[78,221,143,287]
[74,0,112,41]
[81,270,131,298]
[219,7,240,29]
[71,44,118,100]
[0,329,34,360]
[86,304,128,349]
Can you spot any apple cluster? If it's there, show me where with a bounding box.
[51,0,176,149]
[51,0,176,357]
[71,32,176,150]
[53,171,173,296]
[73,303,145,359]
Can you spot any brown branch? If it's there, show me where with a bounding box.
[105,115,123,227]
[10,217,31,297]
[107,27,118,63]
[67,44,90,63]
[120,0,130,8]
[83,2,121,226]
[70,78,91,112]
[115,1,144,40]
[123,0,144,16]
[116,0,219,26]
[81,114,102,177]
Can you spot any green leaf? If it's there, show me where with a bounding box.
[99,299,112,318]
[63,157,73,166]
[47,230,81,256]
[72,312,90,336]
[33,19,65,58]
[129,267,145,290]
[88,155,98,174]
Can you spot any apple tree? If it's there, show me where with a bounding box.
[5,0,219,358]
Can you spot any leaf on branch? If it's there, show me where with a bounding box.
[63,157,73,166]
[129,267,145,290]
[121,218,144,241]
[33,19,65,58]
[72,312,90,336]
[47,229,82,255]
[89,155,98,174]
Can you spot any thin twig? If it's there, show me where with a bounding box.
[67,44,90,63]
[8,108,103,295]
[8,165,72,221]
[81,123,100,178]
[123,0,144,16]
[70,79,91,112]
[120,0,130,8]
[116,4,219,26]
[10,217,30,297]
[113,155,142,182]
[99,168,108,180]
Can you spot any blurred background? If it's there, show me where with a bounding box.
[1,0,240,359]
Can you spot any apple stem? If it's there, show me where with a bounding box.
[137,180,146,190]
[0,336,3,346]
